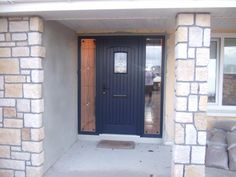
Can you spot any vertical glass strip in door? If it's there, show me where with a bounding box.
[144,38,163,135]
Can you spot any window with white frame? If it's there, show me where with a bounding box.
[208,35,236,113]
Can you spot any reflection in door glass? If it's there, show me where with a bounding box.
[144,38,162,135]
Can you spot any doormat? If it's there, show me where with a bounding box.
[97,140,135,149]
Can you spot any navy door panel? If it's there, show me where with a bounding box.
[96,37,145,135]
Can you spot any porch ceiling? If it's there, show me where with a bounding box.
[1,0,236,33]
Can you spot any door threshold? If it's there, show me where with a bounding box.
[78,134,163,144]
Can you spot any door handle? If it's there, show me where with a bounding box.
[102,84,109,95]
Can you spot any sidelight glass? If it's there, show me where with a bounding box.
[144,38,163,135]
[208,40,219,103]
[80,39,96,132]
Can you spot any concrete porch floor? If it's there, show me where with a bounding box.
[44,140,236,177]
[44,140,172,177]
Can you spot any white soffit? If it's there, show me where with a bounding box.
[0,0,236,33]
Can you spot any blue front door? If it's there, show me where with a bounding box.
[96,37,145,135]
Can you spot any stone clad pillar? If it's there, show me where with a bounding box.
[0,17,45,177]
[173,13,211,177]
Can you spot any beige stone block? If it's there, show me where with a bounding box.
[0,159,25,170]
[176,60,195,81]
[0,128,21,145]
[198,131,206,145]
[175,123,185,144]
[0,34,5,41]
[175,112,193,123]
[31,46,46,57]
[4,119,23,128]
[191,83,198,94]
[173,164,184,177]
[188,48,195,58]
[0,34,4,41]
[15,171,25,177]
[3,107,16,117]
[174,145,190,163]
[194,113,207,131]
[0,48,11,57]
[31,70,44,83]
[176,27,188,43]
[176,97,187,111]
[11,146,21,151]
[30,17,44,32]
[0,99,16,107]
[0,170,14,177]
[5,84,23,98]
[196,14,211,27]
[26,166,43,177]
[199,83,208,94]
[20,58,42,69]
[28,32,42,45]
[5,33,11,41]
[185,124,197,144]
[16,41,28,46]
[12,151,30,161]
[196,48,209,66]
[31,99,44,113]
[12,33,27,41]
[188,95,198,111]
[31,127,45,141]
[23,84,42,98]
[32,151,44,166]
[191,146,206,164]
[9,21,29,32]
[0,42,15,47]
[22,128,31,141]
[0,146,10,158]
[176,82,190,96]
[189,27,203,47]
[203,28,211,47]
[17,99,30,112]
[24,113,42,128]
[199,96,208,111]
[0,76,3,90]
[175,43,187,59]
[0,59,19,74]
[5,75,26,83]
[0,108,2,122]
[185,165,205,177]
[12,47,29,57]
[22,141,43,153]
[0,19,8,32]
[177,14,194,25]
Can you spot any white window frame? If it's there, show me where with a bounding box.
[207,33,236,117]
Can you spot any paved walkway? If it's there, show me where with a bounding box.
[44,140,172,177]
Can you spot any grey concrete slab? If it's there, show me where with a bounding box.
[44,140,172,177]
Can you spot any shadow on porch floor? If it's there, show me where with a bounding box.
[44,140,172,177]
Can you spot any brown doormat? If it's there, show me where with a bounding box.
[97,140,135,149]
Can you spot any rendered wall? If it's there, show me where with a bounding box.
[43,21,78,172]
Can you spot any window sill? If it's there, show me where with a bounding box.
[207,106,236,117]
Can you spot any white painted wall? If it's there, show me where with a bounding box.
[43,21,78,172]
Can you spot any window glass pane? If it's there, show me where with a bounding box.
[223,38,236,105]
[144,38,162,135]
[208,40,218,103]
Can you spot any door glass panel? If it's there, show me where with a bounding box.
[144,38,162,135]
[80,39,96,132]
[114,52,128,73]
[223,38,236,105]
